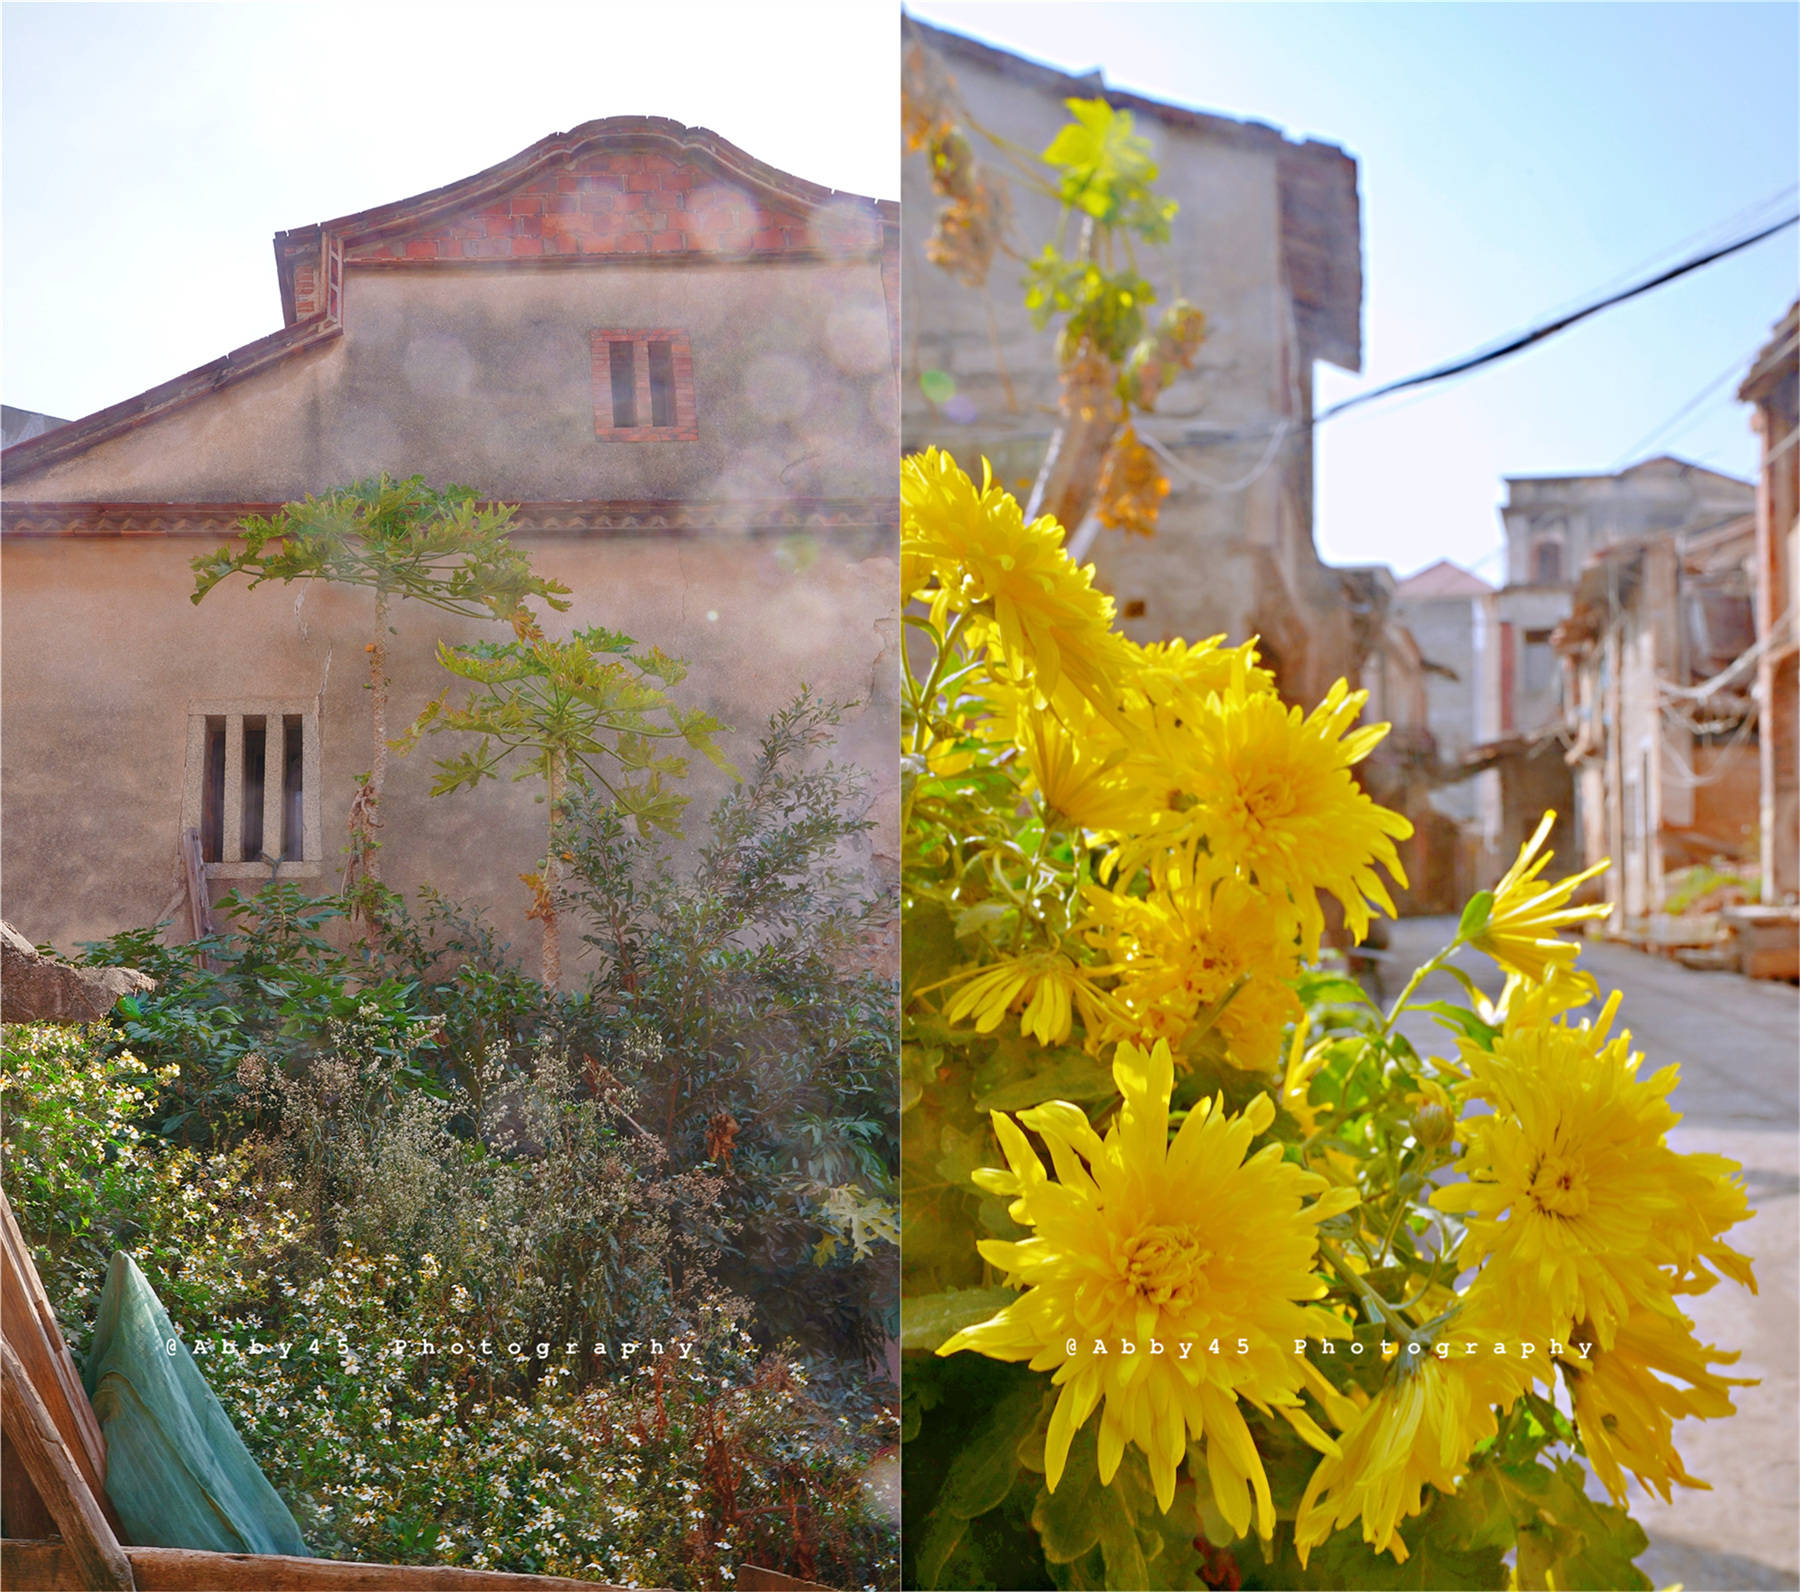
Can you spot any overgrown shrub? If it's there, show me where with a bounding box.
[3,1018,896,1587]
[558,689,899,1366]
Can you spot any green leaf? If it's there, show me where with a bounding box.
[1457,889,1495,942]
[902,1287,1018,1351]
[1413,1001,1499,1048]
[1504,1458,1651,1592]
[1031,1424,1110,1565]
[972,1047,1116,1113]
[913,1504,970,1589]
[934,1377,1050,1522]
[1293,969,1377,1011]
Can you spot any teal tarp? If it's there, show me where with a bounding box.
[82,1251,310,1557]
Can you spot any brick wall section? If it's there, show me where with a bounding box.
[344,153,854,262]
[291,238,344,321]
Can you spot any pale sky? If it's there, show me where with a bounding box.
[1,2,899,427]
[908,2,1799,580]
[6,3,1795,585]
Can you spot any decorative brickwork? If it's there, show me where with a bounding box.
[588,329,698,442]
[0,499,897,540]
[344,154,841,264]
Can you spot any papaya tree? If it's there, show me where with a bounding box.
[190,476,571,901]
[401,626,736,986]
[903,55,1206,547]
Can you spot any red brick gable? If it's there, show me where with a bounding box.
[277,118,893,323]
[1,119,895,483]
[343,152,816,267]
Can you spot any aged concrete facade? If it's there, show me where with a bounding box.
[1495,458,1754,740]
[1393,560,1495,827]
[1738,303,1798,907]
[1557,517,1760,923]
[901,18,1368,713]
[1,119,900,968]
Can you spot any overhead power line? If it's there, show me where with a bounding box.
[1315,212,1799,427]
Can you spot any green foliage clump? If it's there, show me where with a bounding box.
[559,688,899,1366]
[3,1017,896,1589]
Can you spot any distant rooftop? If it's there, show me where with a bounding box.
[1397,559,1493,598]
[1503,453,1752,489]
[1,406,69,450]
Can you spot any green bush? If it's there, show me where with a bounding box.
[559,689,899,1366]
[3,1018,897,1587]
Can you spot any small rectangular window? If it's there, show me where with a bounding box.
[282,714,305,862]
[609,341,637,428]
[241,717,267,861]
[202,718,227,865]
[590,328,696,442]
[185,703,322,878]
[647,340,675,427]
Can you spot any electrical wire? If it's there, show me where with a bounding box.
[1137,418,1292,495]
[1313,213,1798,427]
[1611,329,1800,469]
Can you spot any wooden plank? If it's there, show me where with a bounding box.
[2,1426,57,1539]
[0,1541,638,1591]
[736,1568,837,1591]
[0,1192,113,1520]
[181,827,217,942]
[0,1346,134,1589]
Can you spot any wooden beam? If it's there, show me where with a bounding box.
[0,1541,636,1591]
[0,1346,135,1589]
[0,1192,114,1522]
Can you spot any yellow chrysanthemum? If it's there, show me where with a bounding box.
[1431,992,1756,1348]
[901,448,1128,716]
[1561,1299,1754,1505]
[1294,1284,1539,1565]
[1081,859,1303,1067]
[1126,664,1412,956]
[1123,633,1277,708]
[941,950,1117,1048]
[993,688,1153,836]
[939,1039,1358,1528]
[1464,811,1611,981]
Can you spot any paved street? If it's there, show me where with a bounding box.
[1386,917,1799,1592]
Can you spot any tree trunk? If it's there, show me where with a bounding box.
[1026,339,1123,539]
[541,751,563,989]
[367,587,389,874]
[346,588,389,909]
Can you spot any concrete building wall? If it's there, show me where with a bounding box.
[1494,586,1576,738]
[1741,304,1798,904]
[1501,458,1755,587]
[1395,592,1486,826]
[6,262,895,507]
[901,20,1365,709]
[0,122,899,968]
[1,528,896,959]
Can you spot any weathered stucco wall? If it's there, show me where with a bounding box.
[5,259,895,506]
[2,123,899,971]
[1,528,897,966]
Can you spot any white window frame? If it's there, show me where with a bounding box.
[181,700,323,880]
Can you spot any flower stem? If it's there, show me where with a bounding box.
[911,611,970,754]
[1318,1236,1413,1339]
